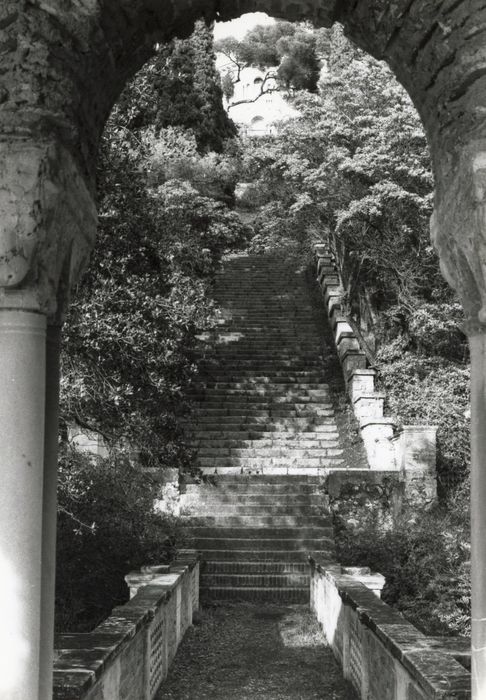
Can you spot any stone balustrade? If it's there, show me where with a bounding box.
[314,244,437,502]
[53,552,200,700]
[309,559,471,699]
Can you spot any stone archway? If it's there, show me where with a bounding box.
[1,2,485,698]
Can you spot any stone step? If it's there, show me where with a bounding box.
[184,493,323,506]
[190,427,339,438]
[197,455,342,466]
[185,526,332,539]
[192,408,334,419]
[197,548,332,561]
[188,391,331,400]
[202,561,309,574]
[200,573,309,587]
[198,375,327,382]
[188,438,340,448]
[192,427,337,437]
[196,448,343,459]
[190,382,331,390]
[193,400,333,410]
[196,348,324,355]
[188,504,327,516]
[188,473,323,484]
[184,515,330,527]
[198,466,341,476]
[193,415,336,426]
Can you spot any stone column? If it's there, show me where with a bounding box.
[430,142,486,697]
[39,324,62,699]
[0,308,47,698]
[470,334,486,698]
[0,139,97,699]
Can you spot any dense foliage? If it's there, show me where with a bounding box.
[216,21,323,103]
[56,447,179,631]
[56,25,246,631]
[117,20,236,152]
[238,24,470,636]
[337,492,470,637]
[240,25,469,492]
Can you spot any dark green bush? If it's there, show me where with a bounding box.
[377,352,470,494]
[56,447,180,632]
[336,492,470,637]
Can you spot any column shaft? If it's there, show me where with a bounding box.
[0,309,47,699]
[470,334,486,698]
[39,325,62,699]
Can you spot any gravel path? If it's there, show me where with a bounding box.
[156,603,358,699]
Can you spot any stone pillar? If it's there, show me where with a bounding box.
[470,334,486,698]
[430,144,486,698]
[0,308,47,698]
[0,139,96,699]
[39,324,62,699]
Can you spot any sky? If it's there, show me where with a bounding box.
[213,12,275,41]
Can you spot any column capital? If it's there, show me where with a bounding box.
[431,141,486,334]
[0,138,97,320]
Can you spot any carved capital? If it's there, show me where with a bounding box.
[0,139,96,320]
[431,141,486,335]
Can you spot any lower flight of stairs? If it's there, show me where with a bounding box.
[182,474,335,603]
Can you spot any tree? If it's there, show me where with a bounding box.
[116,20,236,152]
[216,21,324,110]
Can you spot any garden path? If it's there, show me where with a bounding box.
[156,602,357,699]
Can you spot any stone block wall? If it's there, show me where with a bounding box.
[53,552,200,700]
[310,561,471,699]
[315,244,437,504]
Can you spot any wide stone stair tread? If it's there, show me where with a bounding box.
[189,505,326,516]
[203,561,309,573]
[200,574,309,588]
[185,515,330,527]
[196,549,333,561]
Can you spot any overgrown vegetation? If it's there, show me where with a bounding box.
[56,21,247,632]
[236,22,470,637]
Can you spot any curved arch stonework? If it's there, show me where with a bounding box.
[1,1,485,322]
[1,2,486,698]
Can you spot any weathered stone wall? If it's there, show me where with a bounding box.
[324,470,403,536]
[53,552,200,700]
[310,561,471,700]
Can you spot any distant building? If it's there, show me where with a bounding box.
[218,63,299,137]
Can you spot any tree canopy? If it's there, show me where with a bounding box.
[216,21,324,105]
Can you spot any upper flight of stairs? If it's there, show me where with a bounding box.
[186,252,344,476]
[183,252,344,603]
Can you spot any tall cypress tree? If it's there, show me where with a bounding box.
[117,20,235,152]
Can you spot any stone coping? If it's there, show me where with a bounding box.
[54,553,199,700]
[311,561,470,699]
[359,416,397,429]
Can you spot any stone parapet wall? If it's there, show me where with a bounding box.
[53,552,200,700]
[315,244,437,502]
[310,560,471,699]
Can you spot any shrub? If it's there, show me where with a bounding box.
[56,447,181,632]
[336,494,470,637]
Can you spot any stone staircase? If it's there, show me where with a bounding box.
[182,252,345,602]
